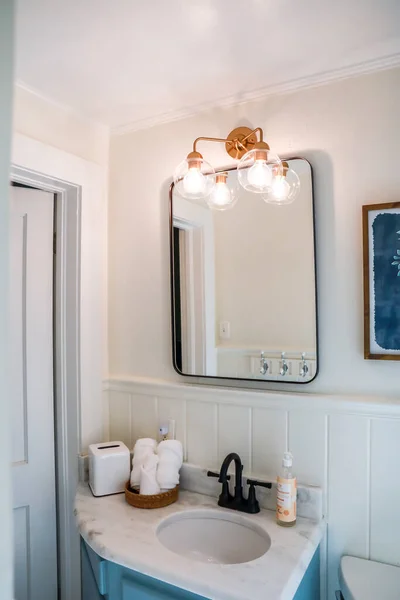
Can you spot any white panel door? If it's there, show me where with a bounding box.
[10,186,58,600]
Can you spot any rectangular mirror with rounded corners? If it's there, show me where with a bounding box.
[169,158,318,384]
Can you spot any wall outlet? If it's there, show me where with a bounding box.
[159,423,169,441]
[158,419,176,441]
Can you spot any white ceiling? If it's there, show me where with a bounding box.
[15,0,400,132]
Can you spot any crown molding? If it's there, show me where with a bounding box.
[15,52,400,137]
[15,80,110,132]
[112,52,400,136]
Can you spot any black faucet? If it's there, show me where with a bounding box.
[207,452,272,514]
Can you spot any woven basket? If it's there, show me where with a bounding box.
[124,481,179,509]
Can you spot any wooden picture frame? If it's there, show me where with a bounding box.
[363,202,400,360]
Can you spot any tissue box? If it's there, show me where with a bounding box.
[88,441,130,496]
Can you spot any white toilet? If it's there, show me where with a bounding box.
[338,556,400,599]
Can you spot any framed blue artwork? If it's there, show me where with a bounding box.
[363,202,400,360]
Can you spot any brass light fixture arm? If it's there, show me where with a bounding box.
[191,127,265,160]
[192,136,231,153]
[241,127,263,144]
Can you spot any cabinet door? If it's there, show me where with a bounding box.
[107,562,208,600]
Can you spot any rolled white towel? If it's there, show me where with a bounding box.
[139,453,160,495]
[156,440,183,491]
[157,439,183,461]
[134,438,157,453]
[130,438,157,488]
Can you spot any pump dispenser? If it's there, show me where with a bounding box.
[276,451,297,527]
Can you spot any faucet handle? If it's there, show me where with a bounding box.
[247,478,272,490]
[207,470,230,480]
[246,479,273,514]
[247,479,272,514]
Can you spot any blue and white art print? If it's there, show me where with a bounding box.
[364,203,400,359]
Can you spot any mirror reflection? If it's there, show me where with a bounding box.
[171,158,317,383]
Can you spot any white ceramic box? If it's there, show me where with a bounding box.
[88,441,130,496]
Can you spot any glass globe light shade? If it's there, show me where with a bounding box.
[174,156,215,202]
[263,167,301,205]
[237,147,281,194]
[206,172,238,211]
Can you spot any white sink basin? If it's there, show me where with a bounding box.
[157,509,271,565]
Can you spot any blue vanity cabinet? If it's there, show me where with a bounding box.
[81,538,319,600]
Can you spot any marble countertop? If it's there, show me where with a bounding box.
[75,484,325,600]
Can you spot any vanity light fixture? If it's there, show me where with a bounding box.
[173,126,300,208]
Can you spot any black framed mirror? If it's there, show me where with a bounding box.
[170,158,318,384]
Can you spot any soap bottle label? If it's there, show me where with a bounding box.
[276,476,297,523]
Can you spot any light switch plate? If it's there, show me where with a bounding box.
[219,321,230,340]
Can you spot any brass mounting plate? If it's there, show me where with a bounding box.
[225,126,257,160]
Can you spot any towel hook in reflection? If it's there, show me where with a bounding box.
[279,352,288,376]
[259,352,269,375]
[299,352,309,378]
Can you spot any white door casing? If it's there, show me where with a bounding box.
[12,133,106,451]
[11,133,107,600]
[10,186,58,600]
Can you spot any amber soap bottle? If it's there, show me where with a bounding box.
[276,452,297,527]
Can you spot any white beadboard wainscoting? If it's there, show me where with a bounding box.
[104,377,400,600]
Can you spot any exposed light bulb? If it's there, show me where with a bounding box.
[247,160,272,189]
[271,175,290,200]
[206,173,237,211]
[238,147,281,194]
[183,167,206,195]
[210,181,231,207]
[263,166,300,205]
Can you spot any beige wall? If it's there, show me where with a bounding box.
[108,67,400,396]
[214,160,315,352]
[105,66,400,600]
[13,85,109,166]
[11,88,110,447]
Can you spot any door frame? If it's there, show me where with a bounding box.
[171,194,217,376]
[11,164,81,600]
[173,218,207,375]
